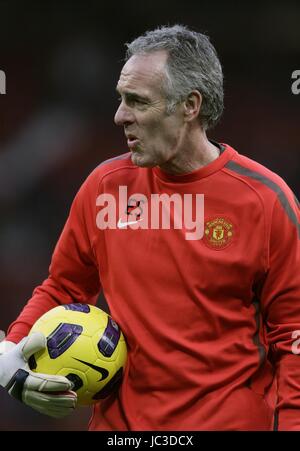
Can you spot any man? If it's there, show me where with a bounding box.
[1,25,300,430]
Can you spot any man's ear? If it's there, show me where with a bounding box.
[183,90,202,122]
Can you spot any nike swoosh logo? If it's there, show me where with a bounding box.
[117,218,143,228]
[73,358,109,381]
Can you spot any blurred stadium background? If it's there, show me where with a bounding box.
[0,0,299,430]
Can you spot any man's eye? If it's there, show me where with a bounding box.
[132,99,147,106]
[128,98,140,104]
[118,96,147,106]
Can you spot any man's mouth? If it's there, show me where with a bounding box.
[127,139,139,149]
[126,134,140,149]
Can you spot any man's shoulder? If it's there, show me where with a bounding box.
[224,145,295,203]
[96,152,134,173]
[85,152,137,185]
[223,146,299,234]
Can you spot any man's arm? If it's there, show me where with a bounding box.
[6,169,101,343]
[262,193,300,430]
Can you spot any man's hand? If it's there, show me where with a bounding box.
[0,333,77,418]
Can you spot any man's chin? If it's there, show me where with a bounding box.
[130,151,156,168]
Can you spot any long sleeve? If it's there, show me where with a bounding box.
[262,193,300,430]
[6,171,101,343]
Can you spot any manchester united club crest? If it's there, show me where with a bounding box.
[203,217,234,250]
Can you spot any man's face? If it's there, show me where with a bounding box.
[115,51,185,168]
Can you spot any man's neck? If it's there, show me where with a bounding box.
[159,128,220,175]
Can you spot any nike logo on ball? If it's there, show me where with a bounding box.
[73,358,109,381]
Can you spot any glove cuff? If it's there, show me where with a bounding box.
[6,369,30,402]
[0,341,17,356]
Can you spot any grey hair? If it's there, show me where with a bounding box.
[125,25,224,130]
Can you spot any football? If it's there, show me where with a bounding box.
[28,304,127,406]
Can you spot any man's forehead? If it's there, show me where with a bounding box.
[117,51,168,93]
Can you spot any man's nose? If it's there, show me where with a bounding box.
[114,102,135,126]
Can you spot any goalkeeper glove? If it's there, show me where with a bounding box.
[0,332,77,418]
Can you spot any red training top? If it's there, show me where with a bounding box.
[7,143,300,430]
